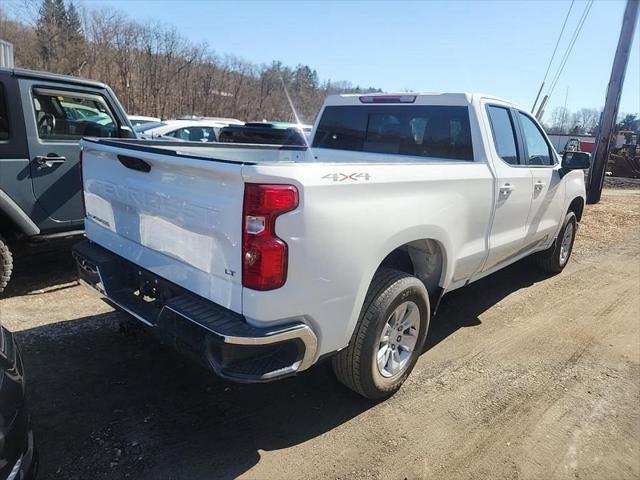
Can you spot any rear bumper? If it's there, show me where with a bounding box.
[73,240,317,382]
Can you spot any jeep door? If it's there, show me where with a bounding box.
[19,79,124,225]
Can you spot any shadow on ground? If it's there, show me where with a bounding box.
[1,239,78,299]
[11,249,550,479]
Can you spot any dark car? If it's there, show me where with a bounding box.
[0,67,134,292]
[0,325,37,479]
[218,122,308,146]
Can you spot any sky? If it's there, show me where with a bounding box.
[13,0,640,121]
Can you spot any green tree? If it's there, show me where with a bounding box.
[618,114,639,132]
[36,0,65,70]
[64,1,87,74]
[35,0,86,74]
[568,124,583,135]
[66,1,82,41]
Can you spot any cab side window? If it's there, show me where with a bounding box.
[0,83,9,140]
[518,112,554,166]
[486,105,519,165]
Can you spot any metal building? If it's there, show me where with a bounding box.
[0,40,15,68]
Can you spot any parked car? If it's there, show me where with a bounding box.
[127,115,162,127]
[132,121,166,134]
[0,323,37,479]
[175,115,244,126]
[0,67,134,292]
[132,122,188,142]
[218,121,308,145]
[74,93,589,399]
[138,119,231,142]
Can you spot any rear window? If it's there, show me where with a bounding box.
[312,105,474,161]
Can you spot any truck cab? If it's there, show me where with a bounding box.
[0,67,133,291]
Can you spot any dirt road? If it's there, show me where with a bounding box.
[1,190,638,480]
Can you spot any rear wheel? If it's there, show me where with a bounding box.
[332,268,430,399]
[535,211,577,274]
[0,234,13,293]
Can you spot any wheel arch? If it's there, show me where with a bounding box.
[379,238,447,302]
[0,189,40,237]
[341,227,453,353]
[567,195,585,222]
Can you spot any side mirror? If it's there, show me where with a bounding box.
[562,151,590,170]
[119,125,137,139]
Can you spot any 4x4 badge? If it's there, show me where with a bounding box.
[322,173,371,182]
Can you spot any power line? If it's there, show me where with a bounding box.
[546,0,595,102]
[532,0,575,112]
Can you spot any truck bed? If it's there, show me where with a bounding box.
[83,138,310,165]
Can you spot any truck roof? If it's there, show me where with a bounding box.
[0,67,107,89]
[324,92,518,108]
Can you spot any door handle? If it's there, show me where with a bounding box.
[534,181,546,191]
[499,184,515,195]
[118,155,151,173]
[34,155,66,169]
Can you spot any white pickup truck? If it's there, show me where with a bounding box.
[73,93,590,399]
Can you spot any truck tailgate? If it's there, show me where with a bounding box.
[80,139,246,313]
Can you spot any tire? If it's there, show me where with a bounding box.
[0,234,13,293]
[332,268,430,399]
[535,211,577,274]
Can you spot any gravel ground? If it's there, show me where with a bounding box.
[604,176,640,190]
[0,190,638,480]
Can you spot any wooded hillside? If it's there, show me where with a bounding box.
[1,0,380,123]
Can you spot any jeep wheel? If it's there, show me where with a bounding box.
[332,268,430,399]
[0,235,13,293]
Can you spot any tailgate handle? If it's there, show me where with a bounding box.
[118,155,151,173]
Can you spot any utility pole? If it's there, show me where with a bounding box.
[535,94,549,121]
[587,0,639,204]
[531,82,545,114]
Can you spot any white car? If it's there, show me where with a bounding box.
[74,92,589,399]
[128,115,162,127]
[200,116,244,126]
[139,119,235,142]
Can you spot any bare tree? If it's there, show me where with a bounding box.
[550,107,570,134]
[2,0,381,122]
[573,108,600,134]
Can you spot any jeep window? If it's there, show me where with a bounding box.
[487,105,519,165]
[518,112,554,166]
[313,105,474,161]
[0,83,8,140]
[32,89,118,140]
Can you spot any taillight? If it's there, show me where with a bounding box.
[242,184,298,291]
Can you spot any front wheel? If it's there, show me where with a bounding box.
[332,268,430,399]
[535,211,577,274]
